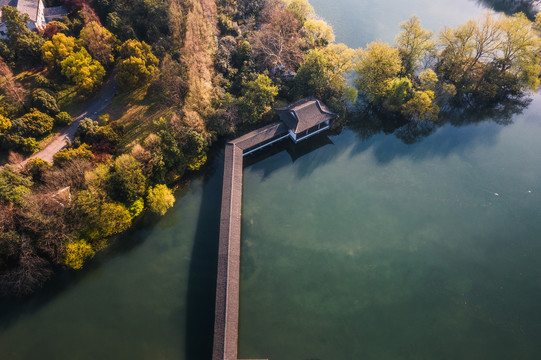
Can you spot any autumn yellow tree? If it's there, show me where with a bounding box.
[42,33,78,67]
[302,19,335,47]
[395,16,434,76]
[115,40,159,90]
[64,240,95,270]
[147,184,175,215]
[0,114,11,133]
[355,42,401,104]
[61,48,106,95]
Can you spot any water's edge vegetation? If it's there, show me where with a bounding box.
[1,0,541,298]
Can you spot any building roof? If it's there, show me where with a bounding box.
[229,121,288,151]
[16,0,39,22]
[0,0,17,8]
[274,97,337,134]
[44,5,67,20]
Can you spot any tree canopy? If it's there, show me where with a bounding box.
[147,184,175,215]
[61,48,106,95]
[355,42,402,104]
[116,40,159,90]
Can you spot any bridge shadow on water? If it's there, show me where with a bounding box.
[183,147,223,360]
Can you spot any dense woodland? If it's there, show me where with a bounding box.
[0,0,540,296]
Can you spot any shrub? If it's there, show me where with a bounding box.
[55,111,72,126]
[128,198,144,218]
[110,154,146,203]
[21,137,40,154]
[53,144,94,165]
[0,114,11,133]
[31,89,60,115]
[18,110,54,138]
[147,184,175,215]
[24,158,52,181]
[64,240,95,270]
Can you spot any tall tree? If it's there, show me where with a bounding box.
[302,19,335,47]
[237,74,278,123]
[0,6,44,65]
[355,42,402,104]
[61,48,106,95]
[294,44,357,102]
[285,0,314,25]
[395,16,434,76]
[146,184,175,215]
[41,33,78,68]
[0,57,27,109]
[79,21,117,65]
[498,12,541,90]
[251,3,303,70]
[116,40,159,90]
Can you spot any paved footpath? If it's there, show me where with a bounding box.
[21,76,118,165]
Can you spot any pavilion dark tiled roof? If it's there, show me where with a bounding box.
[230,122,288,151]
[274,97,337,134]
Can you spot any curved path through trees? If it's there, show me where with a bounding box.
[21,75,118,165]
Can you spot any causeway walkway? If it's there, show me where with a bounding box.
[213,122,288,360]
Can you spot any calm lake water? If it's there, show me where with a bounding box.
[1,0,540,359]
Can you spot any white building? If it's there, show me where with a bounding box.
[0,0,66,34]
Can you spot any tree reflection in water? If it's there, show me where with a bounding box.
[348,93,531,144]
[476,0,540,17]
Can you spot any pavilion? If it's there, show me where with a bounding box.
[274,97,337,143]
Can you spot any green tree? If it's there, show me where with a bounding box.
[115,40,159,90]
[95,202,132,238]
[55,111,72,126]
[419,68,438,91]
[110,154,147,203]
[23,158,52,182]
[61,48,106,95]
[64,240,95,270]
[128,198,144,218]
[237,74,278,123]
[0,6,44,65]
[386,77,413,110]
[355,42,402,104]
[31,89,59,115]
[302,19,335,47]
[0,165,33,205]
[147,184,175,215]
[41,33,77,67]
[286,0,314,25]
[53,144,94,165]
[437,12,541,100]
[294,44,357,104]
[395,16,434,76]
[18,110,54,137]
[498,12,541,90]
[401,90,439,121]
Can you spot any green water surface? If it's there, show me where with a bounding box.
[1,0,540,359]
[237,0,541,359]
